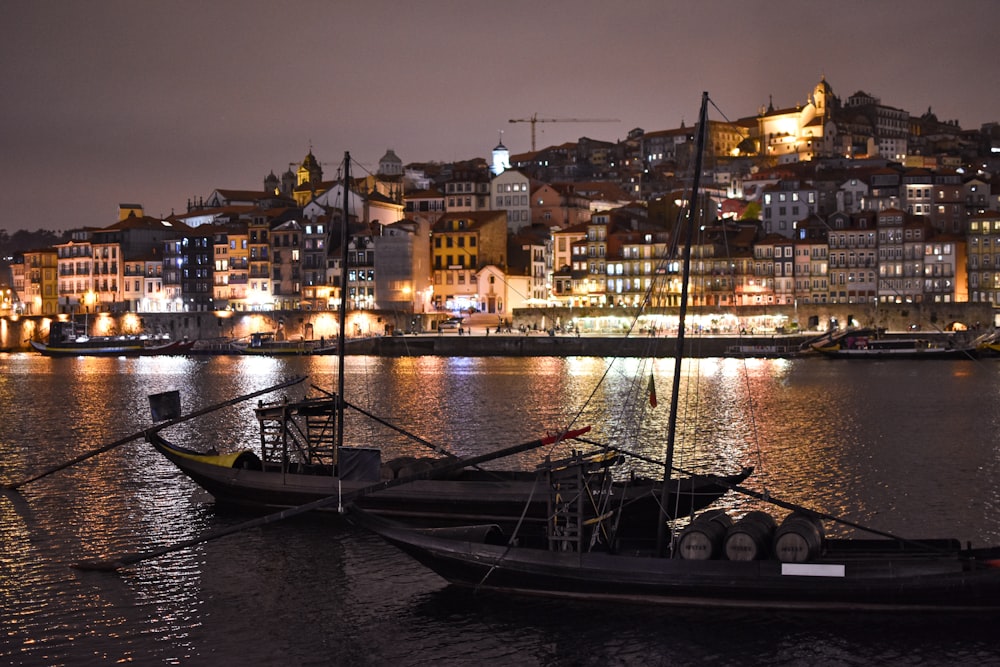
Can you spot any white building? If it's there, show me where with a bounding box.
[490,169,532,232]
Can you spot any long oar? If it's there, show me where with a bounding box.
[5,376,307,491]
[75,425,591,571]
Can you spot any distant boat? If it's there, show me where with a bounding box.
[976,329,1000,357]
[30,320,191,357]
[811,328,978,359]
[235,331,337,355]
[724,343,801,359]
[188,337,244,355]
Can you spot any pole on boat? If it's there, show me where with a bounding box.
[335,151,351,468]
[656,91,710,556]
[5,376,308,491]
[74,426,591,571]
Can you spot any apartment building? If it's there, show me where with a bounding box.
[827,211,877,304]
[760,180,819,237]
[968,211,1000,304]
[430,211,507,311]
[300,219,329,311]
[491,169,532,232]
[20,248,58,315]
[271,219,303,311]
[54,231,94,314]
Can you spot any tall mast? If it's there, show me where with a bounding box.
[657,92,709,555]
[336,152,350,454]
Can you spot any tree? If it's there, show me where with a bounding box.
[741,201,761,221]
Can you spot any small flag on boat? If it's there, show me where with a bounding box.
[647,372,657,408]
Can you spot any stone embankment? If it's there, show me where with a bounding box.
[363,332,815,358]
[3,302,993,357]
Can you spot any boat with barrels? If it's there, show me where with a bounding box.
[355,93,1000,612]
[30,320,191,357]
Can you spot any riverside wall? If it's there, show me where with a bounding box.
[2,302,995,355]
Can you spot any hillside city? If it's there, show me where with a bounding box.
[4,76,1000,321]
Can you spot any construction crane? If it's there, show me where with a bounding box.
[508,114,620,151]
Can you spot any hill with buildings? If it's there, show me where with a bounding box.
[3,77,1000,324]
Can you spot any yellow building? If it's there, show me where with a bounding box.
[430,211,507,311]
[21,248,59,315]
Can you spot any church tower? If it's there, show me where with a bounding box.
[297,149,323,187]
[264,171,279,195]
[378,149,403,177]
[491,133,510,176]
[812,75,836,121]
[281,168,296,196]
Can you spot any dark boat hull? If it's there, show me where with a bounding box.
[812,329,979,360]
[239,343,338,355]
[364,515,1000,612]
[815,347,976,360]
[30,339,192,357]
[146,433,750,537]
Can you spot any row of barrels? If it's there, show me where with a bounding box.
[677,510,825,563]
[381,455,461,480]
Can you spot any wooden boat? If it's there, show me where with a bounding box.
[145,398,749,536]
[353,93,1000,613]
[236,331,337,355]
[188,337,244,355]
[976,330,1000,356]
[361,502,1000,611]
[30,320,192,357]
[724,343,801,359]
[811,328,978,359]
[144,151,749,533]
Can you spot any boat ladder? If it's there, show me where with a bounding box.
[543,450,621,553]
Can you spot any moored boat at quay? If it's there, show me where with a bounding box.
[811,327,982,359]
[29,320,192,357]
[188,337,244,355]
[234,331,338,355]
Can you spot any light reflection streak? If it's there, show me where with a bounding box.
[3,354,1000,663]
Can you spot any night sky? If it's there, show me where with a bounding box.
[3,0,998,232]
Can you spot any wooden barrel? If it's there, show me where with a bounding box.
[677,510,732,560]
[724,510,777,561]
[773,512,825,563]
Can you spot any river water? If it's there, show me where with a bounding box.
[3,353,1000,666]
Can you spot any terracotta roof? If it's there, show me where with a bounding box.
[430,210,506,233]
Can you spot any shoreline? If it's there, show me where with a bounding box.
[361,333,807,358]
[356,330,966,358]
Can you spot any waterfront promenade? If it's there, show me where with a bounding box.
[4,302,991,356]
